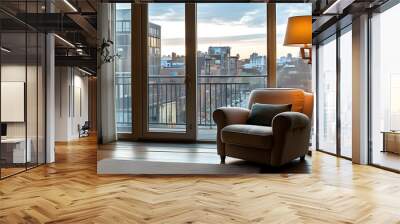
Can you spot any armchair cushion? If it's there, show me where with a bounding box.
[221,124,273,149]
[247,103,292,126]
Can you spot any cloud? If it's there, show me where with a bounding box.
[164,33,266,46]
[149,4,185,22]
[148,3,311,28]
[276,3,312,25]
[197,4,266,28]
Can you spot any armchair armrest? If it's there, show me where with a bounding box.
[272,112,309,130]
[270,112,311,166]
[213,107,250,128]
[213,107,250,157]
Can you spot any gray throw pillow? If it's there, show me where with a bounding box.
[247,103,292,126]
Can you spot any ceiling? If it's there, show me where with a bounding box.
[0,0,97,74]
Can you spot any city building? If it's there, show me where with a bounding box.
[204,46,240,76]
[243,53,267,74]
[148,22,161,77]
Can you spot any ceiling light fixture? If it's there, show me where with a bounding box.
[54,34,75,48]
[78,67,93,76]
[1,47,11,53]
[63,0,78,12]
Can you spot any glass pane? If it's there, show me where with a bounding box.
[27,31,38,168]
[340,29,352,158]
[148,4,186,132]
[317,37,337,154]
[197,3,267,140]
[38,33,46,165]
[276,3,312,92]
[115,3,133,134]
[1,31,28,177]
[371,4,400,170]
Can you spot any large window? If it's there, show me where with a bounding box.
[316,26,352,159]
[111,3,312,141]
[276,3,312,92]
[197,3,267,140]
[317,36,337,154]
[370,3,400,170]
[340,28,352,158]
[115,3,132,134]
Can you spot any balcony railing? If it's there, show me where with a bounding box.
[116,75,267,132]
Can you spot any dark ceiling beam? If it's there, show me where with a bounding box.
[55,55,96,68]
[67,13,97,40]
[86,0,97,12]
[12,13,82,32]
[0,8,38,31]
[51,0,97,47]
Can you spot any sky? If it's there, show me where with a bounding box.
[118,3,311,59]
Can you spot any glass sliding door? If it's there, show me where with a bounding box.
[115,3,133,134]
[339,27,352,158]
[0,1,46,179]
[37,32,46,165]
[146,3,188,135]
[27,31,38,169]
[196,3,267,140]
[370,3,400,171]
[317,36,337,154]
[1,31,28,177]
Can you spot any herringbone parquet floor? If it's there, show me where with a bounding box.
[1,136,400,223]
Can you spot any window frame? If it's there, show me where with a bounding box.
[117,3,313,142]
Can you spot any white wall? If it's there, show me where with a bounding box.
[55,67,89,141]
[1,63,47,165]
[1,65,32,138]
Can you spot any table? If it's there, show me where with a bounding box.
[1,138,32,164]
[382,131,400,154]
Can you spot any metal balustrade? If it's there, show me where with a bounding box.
[115,75,267,132]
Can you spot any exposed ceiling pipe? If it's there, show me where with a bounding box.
[54,34,76,48]
[1,47,11,53]
[78,67,94,76]
[63,0,78,12]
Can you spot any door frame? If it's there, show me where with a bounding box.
[136,3,197,141]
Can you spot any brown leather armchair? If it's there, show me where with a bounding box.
[213,88,313,167]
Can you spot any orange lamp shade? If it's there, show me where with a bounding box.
[284,16,312,48]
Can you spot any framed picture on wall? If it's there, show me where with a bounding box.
[1,81,25,122]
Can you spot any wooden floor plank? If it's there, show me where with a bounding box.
[0,136,400,223]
